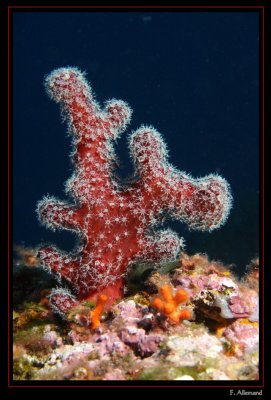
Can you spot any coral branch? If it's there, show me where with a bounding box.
[49,288,78,316]
[137,230,181,263]
[37,197,83,231]
[37,67,233,315]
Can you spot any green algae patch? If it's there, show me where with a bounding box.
[137,365,199,380]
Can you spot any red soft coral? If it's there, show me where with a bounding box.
[37,67,232,315]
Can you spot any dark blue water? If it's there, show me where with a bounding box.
[13,11,259,275]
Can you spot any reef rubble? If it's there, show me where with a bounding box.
[13,251,259,381]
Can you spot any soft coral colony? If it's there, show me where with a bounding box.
[36,67,233,318]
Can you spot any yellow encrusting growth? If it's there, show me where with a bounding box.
[152,284,191,324]
[90,294,108,329]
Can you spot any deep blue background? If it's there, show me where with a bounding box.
[13,11,259,275]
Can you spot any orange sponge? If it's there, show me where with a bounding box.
[152,285,191,324]
[90,294,108,329]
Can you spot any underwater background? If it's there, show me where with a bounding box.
[13,11,259,276]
